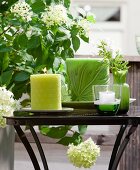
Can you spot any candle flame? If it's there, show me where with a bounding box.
[43,67,47,73]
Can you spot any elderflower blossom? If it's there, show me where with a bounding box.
[0,87,20,128]
[41,4,68,27]
[67,137,100,168]
[10,0,33,22]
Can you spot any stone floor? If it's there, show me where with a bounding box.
[14,143,117,170]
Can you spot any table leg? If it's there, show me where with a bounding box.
[108,123,138,170]
[108,125,127,170]
[14,125,41,170]
[29,125,49,170]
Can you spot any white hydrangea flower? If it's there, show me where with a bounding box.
[78,19,90,36]
[0,87,20,128]
[67,137,100,168]
[10,0,33,22]
[41,4,68,27]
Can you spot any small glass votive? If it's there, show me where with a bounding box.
[93,84,121,115]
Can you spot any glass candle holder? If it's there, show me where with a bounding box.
[93,84,121,115]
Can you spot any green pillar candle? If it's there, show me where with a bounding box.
[66,58,110,101]
[30,74,62,110]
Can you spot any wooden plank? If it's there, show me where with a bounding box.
[75,55,140,62]
[120,61,140,170]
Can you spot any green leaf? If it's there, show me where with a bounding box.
[57,132,82,146]
[71,25,79,37]
[21,99,31,108]
[39,125,50,134]
[68,48,74,58]
[4,34,13,41]
[40,126,70,139]
[10,18,21,26]
[0,44,12,52]
[17,34,28,48]
[14,71,30,82]
[27,35,41,49]
[80,34,89,43]
[1,70,13,86]
[44,0,51,6]
[13,33,28,50]
[63,39,71,49]
[78,125,87,135]
[72,36,80,52]
[12,82,29,99]
[45,32,54,46]
[86,15,96,23]
[0,52,9,71]
[31,0,45,13]
[27,44,42,59]
[64,0,70,8]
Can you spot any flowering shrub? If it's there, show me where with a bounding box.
[67,137,100,168]
[0,86,20,128]
[0,0,95,100]
[0,0,98,163]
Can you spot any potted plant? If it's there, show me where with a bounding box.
[0,0,100,169]
[97,40,130,113]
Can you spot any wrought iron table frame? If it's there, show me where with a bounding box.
[5,109,140,170]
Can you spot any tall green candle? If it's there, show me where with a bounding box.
[66,58,110,101]
[30,74,62,110]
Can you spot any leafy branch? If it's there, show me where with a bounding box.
[98,40,129,72]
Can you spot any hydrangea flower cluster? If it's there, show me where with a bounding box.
[0,87,20,128]
[67,137,100,168]
[10,0,33,22]
[41,4,68,27]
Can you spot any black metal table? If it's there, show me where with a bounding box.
[4,106,140,170]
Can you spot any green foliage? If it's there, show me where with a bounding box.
[78,125,87,135]
[58,132,82,146]
[39,125,86,146]
[0,0,95,100]
[0,0,95,145]
[98,40,129,73]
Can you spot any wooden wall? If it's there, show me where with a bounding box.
[120,60,140,170]
[76,55,140,170]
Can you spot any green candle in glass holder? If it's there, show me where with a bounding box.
[93,85,121,115]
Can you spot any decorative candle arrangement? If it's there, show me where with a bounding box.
[30,74,62,110]
[66,58,110,101]
[93,85,121,115]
